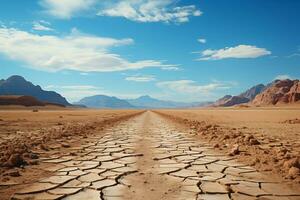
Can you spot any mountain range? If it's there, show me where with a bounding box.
[0,75,70,106]
[76,95,135,109]
[212,84,266,107]
[75,94,210,109]
[1,75,299,108]
[212,79,300,107]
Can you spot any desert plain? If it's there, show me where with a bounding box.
[0,106,299,200]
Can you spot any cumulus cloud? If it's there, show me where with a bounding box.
[125,75,156,82]
[0,27,173,72]
[157,80,233,94]
[32,20,54,31]
[197,45,271,60]
[97,0,202,23]
[39,0,96,19]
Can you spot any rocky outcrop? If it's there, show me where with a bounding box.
[239,84,266,100]
[252,79,300,105]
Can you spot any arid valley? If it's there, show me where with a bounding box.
[0,107,300,200]
[1,1,300,199]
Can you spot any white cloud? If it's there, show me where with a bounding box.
[274,74,292,80]
[198,38,206,44]
[40,0,96,19]
[125,75,156,82]
[287,53,300,58]
[32,20,54,31]
[161,66,181,71]
[0,27,173,72]
[44,84,103,102]
[156,79,237,102]
[197,45,271,60]
[157,80,233,94]
[45,84,100,90]
[97,0,202,23]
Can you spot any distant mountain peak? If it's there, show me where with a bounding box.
[76,94,135,109]
[0,75,70,106]
[137,95,153,99]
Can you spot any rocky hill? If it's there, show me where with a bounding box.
[127,95,203,108]
[213,84,266,107]
[0,95,65,107]
[252,79,300,105]
[76,95,135,109]
[0,75,70,106]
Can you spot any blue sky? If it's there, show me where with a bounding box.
[0,0,299,103]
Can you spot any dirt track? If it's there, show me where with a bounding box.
[3,111,300,200]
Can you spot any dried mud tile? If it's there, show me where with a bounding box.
[231,184,270,197]
[94,155,116,162]
[99,161,124,169]
[188,164,211,172]
[206,163,227,172]
[260,183,300,196]
[67,169,88,176]
[200,181,229,194]
[111,166,137,173]
[61,179,91,188]
[90,179,116,190]
[77,173,104,182]
[11,192,64,200]
[182,185,201,193]
[230,193,257,200]
[58,167,79,172]
[43,158,71,164]
[170,169,199,178]
[40,175,76,184]
[197,194,231,200]
[48,187,82,195]
[62,188,100,200]
[102,184,127,197]
[16,182,58,194]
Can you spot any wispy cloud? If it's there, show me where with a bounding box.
[287,53,300,58]
[45,84,103,102]
[32,20,54,31]
[156,79,237,102]
[161,66,181,71]
[198,38,206,44]
[0,27,174,72]
[125,75,156,82]
[274,74,292,80]
[39,0,201,23]
[39,0,96,19]
[97,0,202,23]
[157,80,234,94]
[196,45,271,60]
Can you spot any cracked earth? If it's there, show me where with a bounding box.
[8,111,300,200]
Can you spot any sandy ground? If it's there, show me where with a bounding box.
[155,107,300,183]
[1,111,299,200]
[0,107,143,199]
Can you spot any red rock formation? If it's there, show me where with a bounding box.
[252,79,300,105]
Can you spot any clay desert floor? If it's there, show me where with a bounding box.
[0,107,300,200]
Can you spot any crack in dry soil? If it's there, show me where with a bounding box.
[6,111,300,200]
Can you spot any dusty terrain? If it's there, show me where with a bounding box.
[0,108,299,199]
[156,107,300,183]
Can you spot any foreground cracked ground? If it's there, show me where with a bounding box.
[9,111,300,200]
